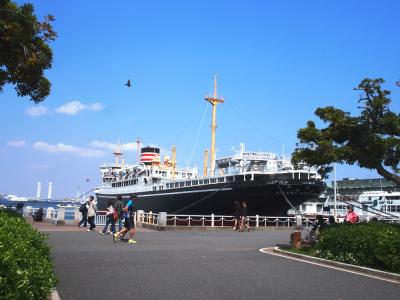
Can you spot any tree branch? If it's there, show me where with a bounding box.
[376,163,400,186]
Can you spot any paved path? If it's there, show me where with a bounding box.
[39,224,399,299]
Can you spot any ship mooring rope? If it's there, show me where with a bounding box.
[276,183,303,217]
[171,182,231,214]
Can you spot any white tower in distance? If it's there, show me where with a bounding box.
[36,182,42,200]
[48,182,53,199]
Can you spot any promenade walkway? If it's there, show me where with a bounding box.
[34,223,399,300]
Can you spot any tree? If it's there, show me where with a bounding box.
[0,0,56,103]
[292,78,400,186]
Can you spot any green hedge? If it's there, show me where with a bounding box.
[316,222,400,273]
[0,209,57,299]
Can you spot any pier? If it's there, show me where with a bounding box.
[32,221,399,300]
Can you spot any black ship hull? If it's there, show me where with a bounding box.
[96,174,325,216]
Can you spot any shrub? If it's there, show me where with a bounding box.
[0,209,57,299]
[315,222,400,273]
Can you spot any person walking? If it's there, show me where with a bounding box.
[114,195,136,244]
[240,201,250,231]
[114,195,124,231]
[87,196,97,231]
[100,201,115,234]
[232,200,241,230]
[78,199,89,228]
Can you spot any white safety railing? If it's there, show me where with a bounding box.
[21,207,400,228]
[162,214,317,228]
[95,213,107,225]
[136,211,159,225]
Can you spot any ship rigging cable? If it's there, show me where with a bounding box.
[188,103,208,166]
[227,102,286,145]
[168,102,207,147]
[70,188,95,203]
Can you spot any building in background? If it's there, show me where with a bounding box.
[327,177,398,199]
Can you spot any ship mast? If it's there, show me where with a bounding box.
[113,139,123,167]
[171,145,177,179]
[136,137,141,164]
[203,149,208,176]
[205,75,224,175]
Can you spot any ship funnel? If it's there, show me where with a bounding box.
[141,147,160,165]
[48,182,53,199]
[36,182,42,200]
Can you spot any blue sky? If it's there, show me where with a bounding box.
[1,0,399,198]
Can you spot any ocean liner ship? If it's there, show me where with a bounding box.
[95,78,325,215]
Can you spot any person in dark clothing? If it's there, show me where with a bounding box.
[78,200,89,227]
[232,201,241,230]
[328,215,336,225]
[33,207,43,222]
[240,201,250,231]
[313,215,325,231]
[16,202,24,215]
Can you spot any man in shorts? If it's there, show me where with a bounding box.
[113,195,136,244]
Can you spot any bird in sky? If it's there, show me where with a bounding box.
[396,80,400,87]
[125,80,131,87]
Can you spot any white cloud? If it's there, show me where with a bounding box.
[55,101,104,115]
[86,103,104,112]
[25,106,49,116]
[90,140,137,152]
[7,140,27,147]
[32,141,105,157]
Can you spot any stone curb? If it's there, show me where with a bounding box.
[273,247,400,282]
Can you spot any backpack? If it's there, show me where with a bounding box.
[79,203,86,212]
[113,209,118,221]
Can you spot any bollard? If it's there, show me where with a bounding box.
[74,207,81,222]
[159,212,167,227]
[58,207,65,224]
[256,215,259,228]
[46,207,54,219]
[136,210,144,223]
[296,214,302,229]
[290,231,302,249]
